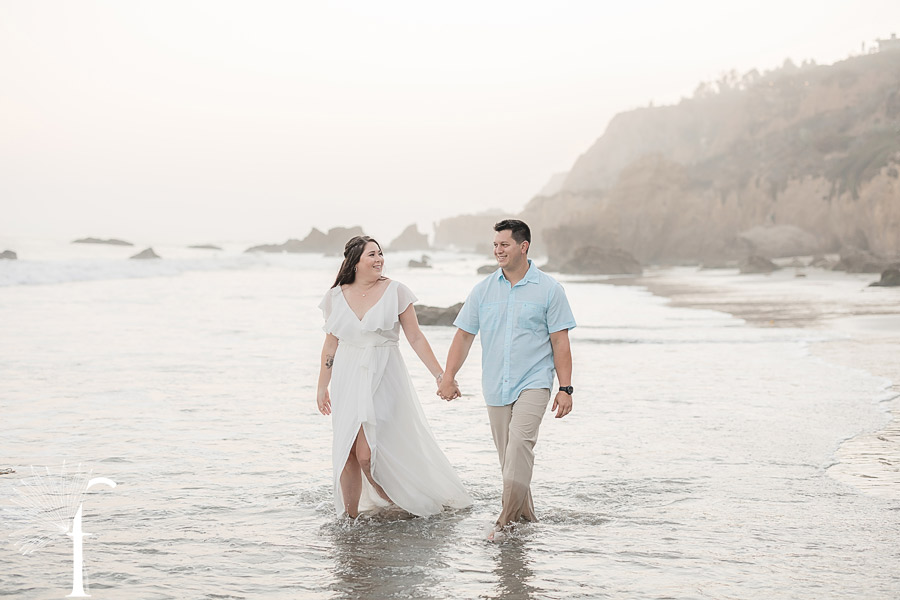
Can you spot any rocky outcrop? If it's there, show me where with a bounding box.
[563,247,642,275]
[433,211,507,252]
[0,250,16,260]
[389,224,430,251]
[739,255,779,274]
[415,303,463,326]
[73,238,134,246]
[542,226,643,274]
[832,248,893,273]
[518,191,599,251]
[543,239,643,275]
[869,268,900,287]
[188,244,222,250]
[246,226,365,255]
[130,248,160,259]
[477,264,498,274]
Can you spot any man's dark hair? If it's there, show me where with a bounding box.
[493,219,531,247]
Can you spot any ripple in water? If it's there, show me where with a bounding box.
[1,257,899,599]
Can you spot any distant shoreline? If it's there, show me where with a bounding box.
[610,266,900,329]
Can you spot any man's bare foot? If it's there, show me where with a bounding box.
[484,522,506,543]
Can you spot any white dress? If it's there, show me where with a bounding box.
[319,280,473,517]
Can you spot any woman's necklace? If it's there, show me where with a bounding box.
[355,279,380,297]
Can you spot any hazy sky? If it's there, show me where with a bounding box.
[2,1,899,245]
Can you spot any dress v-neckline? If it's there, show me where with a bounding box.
[340,280,394,322]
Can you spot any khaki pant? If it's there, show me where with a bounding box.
[486,388,550,526]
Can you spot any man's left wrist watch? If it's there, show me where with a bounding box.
[559,385,573,395]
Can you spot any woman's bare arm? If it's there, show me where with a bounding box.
[316,334,339,415]
[399,304,444,381]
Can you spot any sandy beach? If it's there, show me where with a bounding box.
[625,264,900,499]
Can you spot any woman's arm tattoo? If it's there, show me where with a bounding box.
[325,354,334,369]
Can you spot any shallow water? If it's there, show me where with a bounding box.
[2,247,899,599]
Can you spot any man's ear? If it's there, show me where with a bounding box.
[521,240,530,255]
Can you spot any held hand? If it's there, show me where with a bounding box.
[317,389,332,415]
[437,377,461,401]
[551,391,572,418]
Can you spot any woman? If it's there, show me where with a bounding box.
[316,235,472,518]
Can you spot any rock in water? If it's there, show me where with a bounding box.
[0,250,16,259]
[554,246,643,275]
[245,226,365,254]
[188,244,222,250]
[415,303,463,326]
[389,224,430,251]
[477,264,497,274]
[869,268,900,287]
[739,255,779,274]
[130,247,161,260]
[809,255,836,269]
[700,259,738,269]
[245,240,302,253]
[408,255,432,269]
[73,237,134,246]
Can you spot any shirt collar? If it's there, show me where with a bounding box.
[497,259,539,284]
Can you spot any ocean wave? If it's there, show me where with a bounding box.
[0,253,332,287]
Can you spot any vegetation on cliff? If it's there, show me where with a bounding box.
[521,48,900,265]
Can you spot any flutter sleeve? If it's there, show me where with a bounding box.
[318,287,337,333]
[396,281,418,314]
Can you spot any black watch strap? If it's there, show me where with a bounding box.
[559,386,573,395]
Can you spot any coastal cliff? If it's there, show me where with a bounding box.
[519,49,900,264]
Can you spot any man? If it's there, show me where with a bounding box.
[438,219,576,541]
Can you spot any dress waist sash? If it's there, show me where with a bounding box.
[339,340,399,349]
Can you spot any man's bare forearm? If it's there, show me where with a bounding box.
[444,329,475,379]
[550,329,572,385]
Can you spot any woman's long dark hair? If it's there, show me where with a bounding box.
[332,235,382,288]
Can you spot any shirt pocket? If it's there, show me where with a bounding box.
[517,302,546,332]
[480,302,502,332]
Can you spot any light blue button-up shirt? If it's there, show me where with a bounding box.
[454,260,577,407]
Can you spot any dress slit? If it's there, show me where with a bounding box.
[336,421,388,512]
